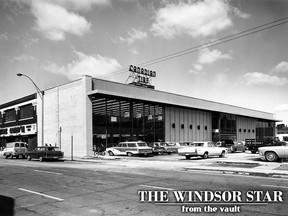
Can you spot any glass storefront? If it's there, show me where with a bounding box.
[256,120,275,140]
[212,113,237,142]
[92,96,164,149]
[92,95,275,148]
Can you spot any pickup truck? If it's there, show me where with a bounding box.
[25,146,64,161]
[245,137,286,154]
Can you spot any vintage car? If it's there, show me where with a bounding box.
[178,141,227,159]
[149,142,166,155]
[216,139,235,148]
[25,146,64,162]
[3,142,28,159]
[230,142,246,153]
[258,144,288,162]
[106,141,152,157]
[157,142,179,154]
[166,142,192,153]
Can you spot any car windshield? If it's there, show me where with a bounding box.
[167,143,175,146]
[137,143,147,147]
[179,143,188,146]
[6,143,15,148]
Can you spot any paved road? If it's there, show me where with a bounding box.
[0,156,288,216]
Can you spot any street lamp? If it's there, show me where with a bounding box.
[17,73,44,146]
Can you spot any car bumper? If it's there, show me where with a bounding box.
[44,156,64,159]
[178,152,198,156]
[167,149,178,153]
[258,151,266,161]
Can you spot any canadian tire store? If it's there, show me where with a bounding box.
[1,76,277,157]
[89,78,275,152]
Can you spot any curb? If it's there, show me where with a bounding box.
[183,167,288,179]
[64,156,122,161]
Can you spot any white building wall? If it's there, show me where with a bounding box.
[42,76,93,157]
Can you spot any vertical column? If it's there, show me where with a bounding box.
[82,75,93,156]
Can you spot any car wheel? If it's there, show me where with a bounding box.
[202,152,208,159]
[108,151,114,156]
[127,152,133,157]
[167,152,172,155]
[265,152,278,162]
[220,151,226,158]
[27,156,31,161]
[185,155,191,160]
[5,154,9,159]
[39,157,43,162]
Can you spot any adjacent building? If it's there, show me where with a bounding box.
[0,75,278,157]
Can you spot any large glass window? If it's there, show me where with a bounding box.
[19,104,34,119]
[212,113,236,141]
[92,96,165,148]
[256,121,275,140]
[144,104,155,142]
[5,109,16,122]
[120,100,132,141]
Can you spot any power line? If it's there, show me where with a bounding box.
[98,16,288,79]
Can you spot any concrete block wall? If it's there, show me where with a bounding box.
[40,76,93,157]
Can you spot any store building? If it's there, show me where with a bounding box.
[0,75,278,157]
[0,94,38,150]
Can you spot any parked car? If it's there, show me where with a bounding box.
[157,142,180,154]
[167,142,193,153]
[178,141,227,160]
[149,142,166,155]
[230,142,246,153]
[258,143,288,162]
[106,141,152,157]
[25,146,64,162]
[2,142,28,159]
[216,139,235,149]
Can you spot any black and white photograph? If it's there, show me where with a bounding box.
[0,0,288,215]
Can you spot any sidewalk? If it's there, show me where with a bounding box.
[66,152,288,179]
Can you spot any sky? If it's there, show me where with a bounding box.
[0,0,288,125]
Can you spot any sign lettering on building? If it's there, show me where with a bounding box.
[127,65,156,88]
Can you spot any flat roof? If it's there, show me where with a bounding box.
[88,78,276,121]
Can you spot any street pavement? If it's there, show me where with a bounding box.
[1,151,288,215]
[69,151,288,179]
